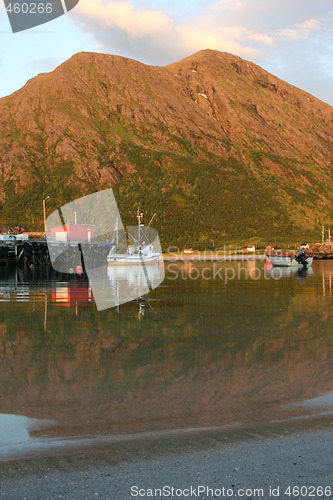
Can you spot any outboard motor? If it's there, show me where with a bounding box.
[296,249,308,267]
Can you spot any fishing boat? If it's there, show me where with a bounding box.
[266,253,313,267]
[107,210,161,265]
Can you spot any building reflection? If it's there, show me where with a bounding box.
[52,283,93,307]
[319,260,333,296]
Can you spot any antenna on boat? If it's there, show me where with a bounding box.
[146,213,156,230]
[137,208,144,241]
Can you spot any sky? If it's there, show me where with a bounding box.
[0,0,332,106]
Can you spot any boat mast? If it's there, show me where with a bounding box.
[137,208,143,242]
[146,213,156,230]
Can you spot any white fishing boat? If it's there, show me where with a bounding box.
[266,253,313,268]
[107,210,161,265]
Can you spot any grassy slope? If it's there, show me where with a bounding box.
[0,51,332,248]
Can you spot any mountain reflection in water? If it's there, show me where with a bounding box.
[0,260,332,455]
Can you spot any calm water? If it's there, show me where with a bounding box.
[0,259,332,459]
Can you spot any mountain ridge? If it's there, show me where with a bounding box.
[0,49,332,246]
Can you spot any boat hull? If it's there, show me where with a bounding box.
[107,253,160,265]
[267,255,313,267]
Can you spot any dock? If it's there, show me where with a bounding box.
[0,240,51,266]
[0,240,110,269]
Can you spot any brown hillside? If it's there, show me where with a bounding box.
[0,50,332,244]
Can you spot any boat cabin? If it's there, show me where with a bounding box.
[50,224,95,242]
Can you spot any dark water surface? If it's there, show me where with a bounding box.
[0,260,332,459]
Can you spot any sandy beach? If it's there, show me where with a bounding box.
[0,418,332,500]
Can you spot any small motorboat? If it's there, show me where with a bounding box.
[266,253,313,268]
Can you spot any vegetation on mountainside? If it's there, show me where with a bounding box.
[0,50,332,248]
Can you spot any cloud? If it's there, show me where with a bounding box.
[71,0,332,63]
[77,0,174,36]
[211,0,332,32]
[277,17,328,41]
[71,0,267,63]
[68,0,333,105]
[247,32,274,46]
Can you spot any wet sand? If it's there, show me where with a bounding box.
[0,418,332,500]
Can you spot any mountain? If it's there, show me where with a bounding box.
[0,49,332,247]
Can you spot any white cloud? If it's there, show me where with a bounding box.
[67,0,333,105]
[277,17,328,41]
[297,18,322,31]
[211,0,332,32]
[247,32,274,46]
[72,0,268,63]
[72,0,332,63]
[77,0,174,36]
[178,26,262,58]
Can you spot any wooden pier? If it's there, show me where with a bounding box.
[0,240,110,269]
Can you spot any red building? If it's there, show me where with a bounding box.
[50,224,95,242]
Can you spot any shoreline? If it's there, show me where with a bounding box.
[163,252,267,261]
[162,252,333,262]
[0,416,332,499]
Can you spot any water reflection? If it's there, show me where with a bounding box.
[322,273,333,296]
[52,282,93,307]
[0,266,90,304]
[0,264,164,308]
[88,262,165,310]
[268,266,314,279]
[0,260,332,458]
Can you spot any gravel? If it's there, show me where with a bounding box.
[0,426,332,500]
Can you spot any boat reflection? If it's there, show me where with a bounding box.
[268,265,314,280]
[87,262,165,311]
[0,263,165,311]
